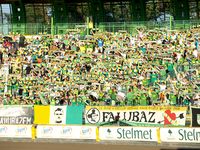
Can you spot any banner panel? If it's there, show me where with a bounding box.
[34,105,50,124]
[0,106,33,124]
[36,125,96,139]
[66,105,84,125]
[160,128,200,143]
[99,126,158,141]
[85,106,187,126]
[34,105,83,125]
[0,125,32,138]
[191,107,200,127]
[50,106,67,125]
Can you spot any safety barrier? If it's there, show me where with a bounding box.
[0,124,200,144]
[0,105,198,127]
[1,20,200,35]
[0,105,199,143]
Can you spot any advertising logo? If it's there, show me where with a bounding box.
[105,128,114,139]
[80,127,92,136]
[61,127,72,136]
[86,108,100,124]
[0,126,7,134]
[161,129,176,141]
[43,127,53,134]
[16,126,27,135]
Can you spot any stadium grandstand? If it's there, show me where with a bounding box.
[0,0,199,106]
[0,0,199,149]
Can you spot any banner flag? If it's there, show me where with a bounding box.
[85,106,187,126]
[0,105,33,124]
[34,105,83,125]
[191,107,200,127]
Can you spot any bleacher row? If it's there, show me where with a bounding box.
[0,28,199,106]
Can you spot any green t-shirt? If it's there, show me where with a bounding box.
[50,99,56,105]
[110,92,117,100]
[150,73,158,83]
[126,92,134,101]
[64,40,69,45]
[167,63,174,72]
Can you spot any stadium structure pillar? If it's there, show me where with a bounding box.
[11,0,26,34]
[130,0,146,21]
[88,0,104,25]
[172,0,189,20]
[52,0,68,34]
[0,5,3,34]
[196,0,199,19]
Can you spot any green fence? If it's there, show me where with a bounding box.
[98,20,200,33]
[1,20,200,35]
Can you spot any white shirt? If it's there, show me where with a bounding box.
[193,50,198,58]
[160,84,166,92]
[177,53,181,61]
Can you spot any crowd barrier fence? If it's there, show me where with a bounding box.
[1,20,200,35]
[0,124,200,144]
[0,105,199,142]
[0,105,194,127]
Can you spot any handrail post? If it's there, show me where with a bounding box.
[51,16,54,35]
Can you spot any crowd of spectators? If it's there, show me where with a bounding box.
[0,28,199,106]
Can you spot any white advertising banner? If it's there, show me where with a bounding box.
[0,125,32,138]
[36,125,96,139]
[99,127,158,142]
[160,128,200,143]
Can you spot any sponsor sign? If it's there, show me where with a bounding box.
[191,107,200,127]
[36,125,96,139]
[85,106,187,126]
[99,127,158,141]
[0,125,32,138]
[0,106,33,124]
[160,128,200,143]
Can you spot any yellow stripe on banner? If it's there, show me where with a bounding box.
[31,125,36,140]
[34,105,50,124]
[96,127,100,142]
[157,128,161,144]
[85,106,188,111]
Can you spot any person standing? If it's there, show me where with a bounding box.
[19,34,26,48]
[0,49,3,64]
[195,37,199,50]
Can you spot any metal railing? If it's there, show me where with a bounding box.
[0,20,200,35]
